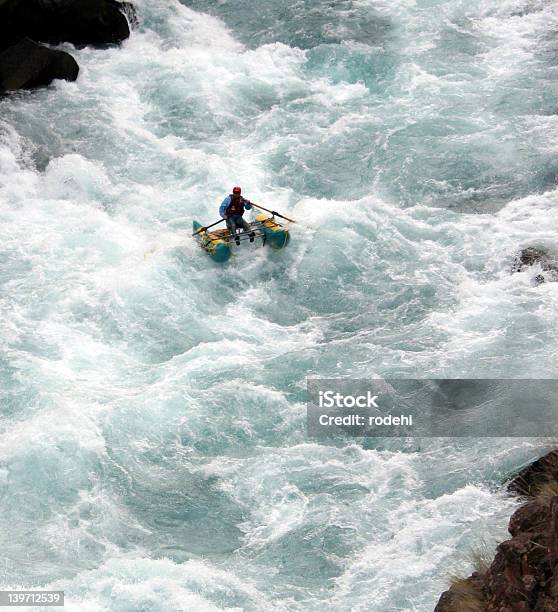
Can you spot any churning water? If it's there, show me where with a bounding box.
[1,0,558,609]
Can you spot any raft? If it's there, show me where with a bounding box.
[193,213,290,263]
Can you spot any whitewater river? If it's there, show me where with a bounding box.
[1,0,558,609]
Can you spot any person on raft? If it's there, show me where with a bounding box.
[219,186,256,245]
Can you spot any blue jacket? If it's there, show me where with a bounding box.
[220,195,252,218]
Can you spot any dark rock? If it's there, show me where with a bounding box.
[0,0,131,50]
[0,0,134,92]
[514,247,550,271]
[436,450,558,611]
[508,500,550,537]
[486,533,552,609]
[513,247,558,283]
[508,450,558,497]
[118,1,138,29]
[434,574,486,611]
[0,37,78,91]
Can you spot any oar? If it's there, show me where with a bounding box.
[249,202,296,223]
[192,218,225,236]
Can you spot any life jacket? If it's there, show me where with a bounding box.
[226,194,245,217]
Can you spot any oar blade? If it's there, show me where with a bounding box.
[250,202,296,224]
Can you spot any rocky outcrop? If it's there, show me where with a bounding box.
[513,247,558,284]
[118,2,138,30]
[0,37,78,90]
[508,451,558,498]
[435,450,558,612]
[0,0,135,92]
[0,0,132,50]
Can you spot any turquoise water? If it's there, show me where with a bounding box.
[1,0,558,609]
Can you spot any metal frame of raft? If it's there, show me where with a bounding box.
[193,213,290,263]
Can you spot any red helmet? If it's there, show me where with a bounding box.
[232,186,241,194]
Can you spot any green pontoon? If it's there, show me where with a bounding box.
[193,213,290,263]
